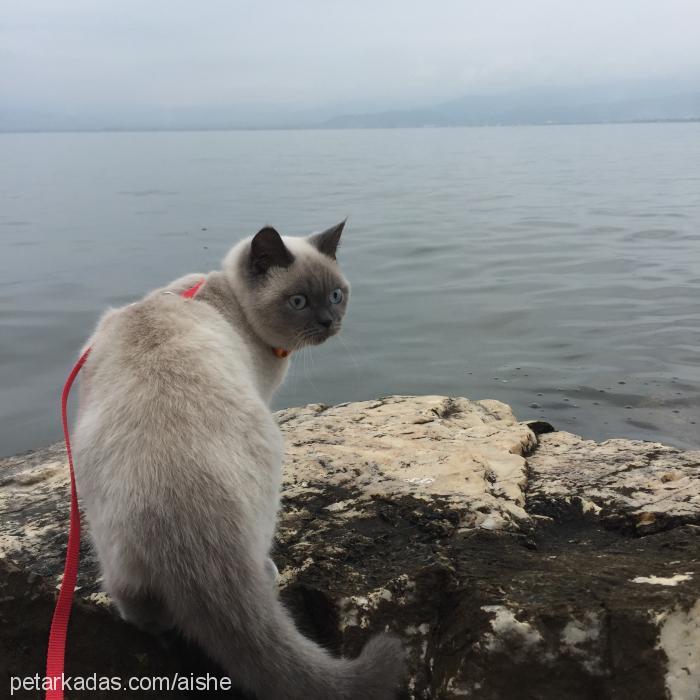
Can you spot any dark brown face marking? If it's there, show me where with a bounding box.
[250,227,295,274]
[229,221,351,351]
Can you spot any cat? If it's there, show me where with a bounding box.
[72,221,404,699]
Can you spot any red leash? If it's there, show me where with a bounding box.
[45,347,91,699]
[45,280,205,699]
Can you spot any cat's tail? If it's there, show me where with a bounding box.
[164,554,405,700]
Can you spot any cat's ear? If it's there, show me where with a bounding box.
[307,219,346,260]
[250,227,295,274]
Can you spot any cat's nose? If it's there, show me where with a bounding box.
[318,318,332,329]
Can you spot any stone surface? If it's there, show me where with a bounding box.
[1,395,699,699]
[528,431,700,533]
[277,395,537,532]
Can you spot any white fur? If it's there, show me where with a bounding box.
[71,229,403,699]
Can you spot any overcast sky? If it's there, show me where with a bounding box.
[2,0,699,126]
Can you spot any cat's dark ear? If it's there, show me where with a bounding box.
[307,219,346,260]
[250,227,295,274]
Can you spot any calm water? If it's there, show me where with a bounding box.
[1,124,699,457]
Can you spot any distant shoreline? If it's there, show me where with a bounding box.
[1,117,699,136]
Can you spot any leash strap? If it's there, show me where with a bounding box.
[45,347,91,699]
[45,280,205,699]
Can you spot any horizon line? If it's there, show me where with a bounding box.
[1,117,699,136]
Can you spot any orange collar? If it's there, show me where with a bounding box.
[272,347,290,359]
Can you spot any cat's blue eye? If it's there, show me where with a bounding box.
[289,294,307,310]
[329,288,343,304]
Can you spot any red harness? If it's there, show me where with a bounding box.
[45,279,288,699]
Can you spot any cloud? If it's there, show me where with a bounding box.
[1,0,699,128]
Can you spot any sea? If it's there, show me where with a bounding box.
[1,123,698,457]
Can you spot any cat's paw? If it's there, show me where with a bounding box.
[120,610,174,635]
[114,590,174,635]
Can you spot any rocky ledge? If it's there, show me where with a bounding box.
[1,395,699,699]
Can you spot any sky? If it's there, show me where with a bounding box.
[2,0,699,128]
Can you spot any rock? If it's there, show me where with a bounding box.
[1,395,699,699]
[528,431,700,534]
[277,396,537,533]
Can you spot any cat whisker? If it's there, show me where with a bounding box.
[337,335,363,374]
[289,328,316,350]
[301,347,320,394]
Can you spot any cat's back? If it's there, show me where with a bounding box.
[71,285,285,572]
[85,291,253,399]
[74,291,272,482]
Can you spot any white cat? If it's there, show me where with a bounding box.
[72,222,404,699]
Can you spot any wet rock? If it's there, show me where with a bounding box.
[528,431,700,534]
[1,395,699,699]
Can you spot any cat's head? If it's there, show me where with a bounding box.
[225,220,350,352]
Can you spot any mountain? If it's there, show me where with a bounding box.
[2,82,698,133]
[322,84,700,128]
